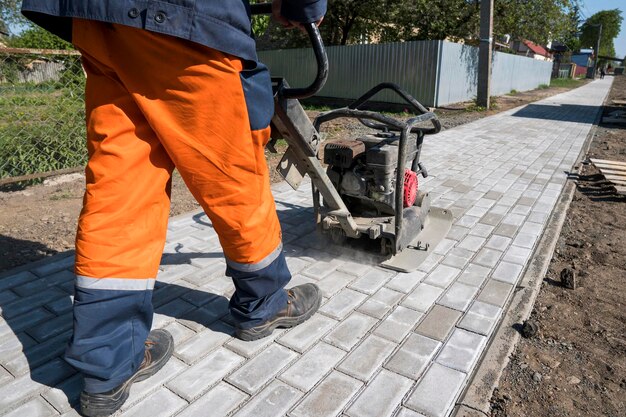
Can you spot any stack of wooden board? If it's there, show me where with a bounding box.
[590,158,626,195]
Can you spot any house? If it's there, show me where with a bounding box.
[511,40,553,61]
[571,52,593,77]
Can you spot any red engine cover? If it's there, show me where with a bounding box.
[403,169,418,207]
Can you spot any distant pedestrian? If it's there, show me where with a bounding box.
[600,68,606,79]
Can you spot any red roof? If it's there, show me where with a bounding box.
[523,40,550,57]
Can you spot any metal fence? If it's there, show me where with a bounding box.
[0,48,86,184]
[259,40,554,107]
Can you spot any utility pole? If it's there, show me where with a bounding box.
[477,0,494,108]
[592,24,602,79]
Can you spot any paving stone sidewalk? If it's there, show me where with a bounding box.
[0,78,612,417]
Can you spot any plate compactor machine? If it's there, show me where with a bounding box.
[252,4,452,272]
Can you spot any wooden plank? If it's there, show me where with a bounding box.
[598,169,626,176]
[603,177,626,186]
[614,186,626,195]
[593,163,626,172]
[590,158,626,167]
[611,99,626,105]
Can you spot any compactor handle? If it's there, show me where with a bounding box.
[250,2,329,99]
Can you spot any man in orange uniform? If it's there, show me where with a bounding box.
[21,1,326,415]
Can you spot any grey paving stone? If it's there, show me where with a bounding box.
[477,279,514,307]
[0,366,13,385]
[405,363,466,417]
[1,288,67,319]
[33,255,74,277]
[349,268,395,295]
[337,334,397,381]
[415,305,462,341]
[492,261,524,284]
[4,329,72,376]
[176,382,248,417]
[0,332,36,361]
[433,238,456,255]
[323,312,378,351]
[123,357,187,411]
[0,307,55,338]
[396,408,428,417]
[301,259,343,280]
[226,344,298,394]
[0,270,39,292]
[13,278,52,297]
[502,245,533,265]
[345,369,413,417]
[401,283,443,313]
[156,263,198,284]
[0,358,75,411]
[456,264,490,288]
[441,247,474,269]
[0,289,18,305]
[278,314,337,353]
[320,288,368,320]
[455,215,481,229]
[45,296,74,315]
[182,263,226,286]
[225,328,287,358]
[423,265,461,289]
[286,257,311,275]
[357,287,403,319]
[26,312,72,343]
[480,212,504,226]
[513,232,539,249]
[438,282,479,312]
[436,328,487,373]
[280,342,345,391]
[167,347,244,401]
[152,283,192,308]
[385,333,441,380]
[494,223,519,238]
[417,253,443,273]
[288,371,363,417]
[174,321,234,364]
[316,270,357,298]
[336,259,375,277]
[42,373,83,414]
[457,235,486,251]
[446,226,471,241]
[473,247,503,268]
[458,301,502,336]
[232,381,302,417]
[485,235,513,252]
[374,306,423,343]
[154,298,196,327]
[177,299,228,332]
[119,387,187,417]
[201,275,235,297]
[2,397,58,417]
[287,274,318,288]
[385,271,425,294]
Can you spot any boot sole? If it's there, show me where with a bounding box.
[236,293,322,342]
[80,331,174,417]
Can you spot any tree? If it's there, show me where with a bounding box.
[8,26,73,50]
[579,9,623,58]
[0,0,26,34]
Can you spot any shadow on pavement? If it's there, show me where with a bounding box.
[512,103,600,123]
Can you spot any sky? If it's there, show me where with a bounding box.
[580,0,626,59]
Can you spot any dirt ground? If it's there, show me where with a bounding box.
[0,81,588,274]
[490,75,626,417]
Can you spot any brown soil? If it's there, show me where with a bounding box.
[0,81,589,273]
[490,75,626,417]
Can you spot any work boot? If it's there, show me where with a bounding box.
[236,283,322,341]
[79,329,174,417]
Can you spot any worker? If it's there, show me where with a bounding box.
[20,1,326,416]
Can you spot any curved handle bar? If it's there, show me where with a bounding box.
[250,3,328,99]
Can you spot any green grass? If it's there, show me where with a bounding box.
[547,78,586,89]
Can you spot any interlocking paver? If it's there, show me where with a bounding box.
[423,265,461,289]
[405,363,466,417]
[323,312,378,351]
[436,328,487,373]
[174,322,234,364]
[122,357,187,411]
[176,383,247,417]
[345,369,413,417]
[232,381,302,417]
[374,306,423,343]
[458,301,502,336]
[402,283,444,312]
[356,287,403,319]
[225,343,297,394]
[349,268,395,295]
[337,334,397,381]
[278,314,337,353]
[279,342,345,391]
[385,270,425,293]
[315,270,358,297]
[289,371,363,417]
[492,261,524,284]
[319,288,368,320]
[477,279,514,307]
[167,347,244,400]
[119,387,187,417]
[438,282,479,312]
[3,397,58,417]
[384,333,441,380]
[414,305,462,341]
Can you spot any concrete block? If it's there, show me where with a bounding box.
[357,287,403,319]
[4,330,72,376]
[438,282,479,312]
[415,305,461,341]
[492,261,524,284]
[502,245,533,265]
[385,333,441,380]
[345,369,413,417]
[226,344,297,394]
[301,259,342,280]
[120,387,187,417]
[405,363,466,417]
[225,328,287,359]
[177,300,228,332]
[123,358,187,411]
[167,348,244,400]
[176,383,248,417]
[288,371,362,417]
[485,235,512,252]
[201,275,235,297]
[232,381,302,417]
[423,265,461,289]
[494,223,518,238]
[417,254,443,273]
[278,314,337,353]
[174,321,234,364]
[45,296,74,315]
[2,288,67,319]
[323,312,378,351]
[336,260,375,277]
[41,373,82,414]
[0,307,54,337]
[473,248,503,268]
[349,268,395,295]
[374,306,423,343]
[456,264,490,288]
[385,270,425,294]
[3,397,58,417]
[319,288,368,320]
[513,232,539,249]
[436,328,487,373]
[316,271,357,298]
[457,235,486,251]
[476,279,514,307]
[32,255,74,277]
[337,335,396,381]
[27,312,72,342]
[458,301,502,336]
[401,283,443,313]
[280,342,345,392]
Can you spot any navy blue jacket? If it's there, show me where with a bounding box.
[21,0,327,62]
